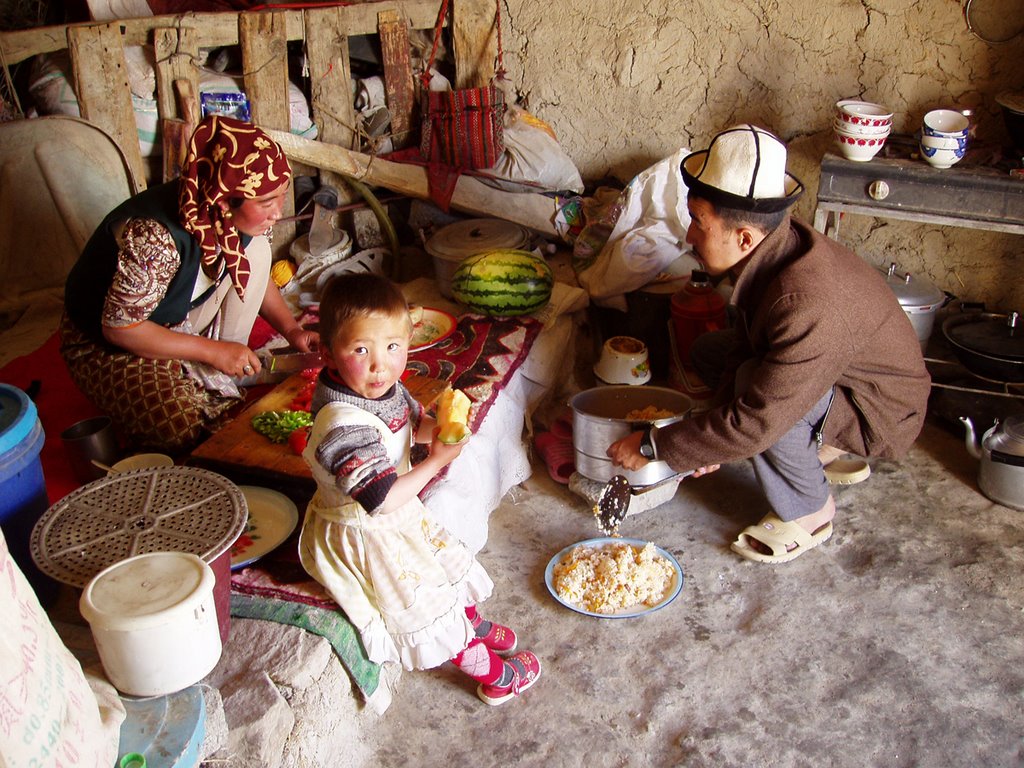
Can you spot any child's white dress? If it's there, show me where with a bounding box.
[298,385,494,670]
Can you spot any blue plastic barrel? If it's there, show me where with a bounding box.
[0,384,55,604]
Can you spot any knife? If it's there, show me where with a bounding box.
[235,349,323,386]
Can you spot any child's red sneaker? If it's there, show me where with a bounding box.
[476,651,542,706]
[477,619,518,655]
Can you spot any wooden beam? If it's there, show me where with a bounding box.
[0,1,444,66]
[265,129,560,236]
[67,22,147,189]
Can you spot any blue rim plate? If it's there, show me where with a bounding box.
[544,537,683,619]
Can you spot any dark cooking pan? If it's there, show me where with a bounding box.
[942,311,1024,383]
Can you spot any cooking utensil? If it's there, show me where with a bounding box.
[942,311,1024,382]
[879,263,948,352]
[594,475,631,535]
[960,415,1024,510]
[570,385,692,485]
[236,349,323,386]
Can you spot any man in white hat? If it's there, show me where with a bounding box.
[608,124,931,563]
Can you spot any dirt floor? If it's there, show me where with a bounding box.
[331,417,1024,768]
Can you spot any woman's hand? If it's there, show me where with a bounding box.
[284,326,320,353]
[208,340,261,378]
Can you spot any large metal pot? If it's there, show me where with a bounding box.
[960,415,1024,510]
[880,263,947,352]
[570,385,692,485]
[942,311,1024,383]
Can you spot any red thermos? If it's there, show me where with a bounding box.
[670,270,727,370]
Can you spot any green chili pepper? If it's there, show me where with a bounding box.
[251,410,314,444]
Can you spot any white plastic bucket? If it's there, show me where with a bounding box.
[80,551,222,697]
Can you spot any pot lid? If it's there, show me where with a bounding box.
[986,415,1024,457]
[425,218,531,262]
[879,263,945,308]
[945,312,1024,361]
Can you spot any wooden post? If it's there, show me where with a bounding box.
[378,9,416,150]
[67,22,147,188]
[153,26,199,122]
[239,11,295,257]
[452,0,498,89]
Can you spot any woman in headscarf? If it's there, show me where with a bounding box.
[61,115,319,454]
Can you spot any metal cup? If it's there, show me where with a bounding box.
[60,416,119,484]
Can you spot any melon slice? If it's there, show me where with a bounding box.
[437,386,472,444]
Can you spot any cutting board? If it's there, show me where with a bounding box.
[187,373,447,489]
[188,373,313,485]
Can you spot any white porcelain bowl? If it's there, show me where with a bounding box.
[833,118,891,136]
[922,109,969,137]
[594,336,651,385]
[835,131,888,161]
[836,99,893,125]
[920,134,967,151]
[919,143,965,169]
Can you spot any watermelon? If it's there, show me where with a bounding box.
[450,249,553,317]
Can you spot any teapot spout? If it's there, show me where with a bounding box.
[959,416,982,460]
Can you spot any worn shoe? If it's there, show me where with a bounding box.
[476,651,542,706]
[824,458,871,485]
[476,619,518,655]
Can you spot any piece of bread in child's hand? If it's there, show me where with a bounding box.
[408,304,424,325]
[437,386,472,444]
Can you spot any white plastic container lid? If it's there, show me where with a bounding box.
[80,552,216,633]
[425,218,531,263]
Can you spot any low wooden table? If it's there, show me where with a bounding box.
[187,372,449,494]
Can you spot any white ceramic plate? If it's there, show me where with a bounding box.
[410,307,457,352]
[230,486,300,571]
[544,537,683,619]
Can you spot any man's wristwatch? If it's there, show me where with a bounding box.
[639,425,658,460]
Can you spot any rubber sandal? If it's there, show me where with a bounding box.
[824,458,870,485]
[535,431,575,484]
[549,410,573,441]
[730,513,833,564]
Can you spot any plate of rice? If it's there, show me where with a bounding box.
[545,537,683,619]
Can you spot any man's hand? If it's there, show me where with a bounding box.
[607,431,648,472]
[690,464,721,478]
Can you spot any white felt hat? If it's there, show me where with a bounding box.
[681,124,804,213]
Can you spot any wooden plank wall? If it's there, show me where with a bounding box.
[0,0,497,187]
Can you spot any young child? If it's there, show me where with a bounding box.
[298,272,541,705]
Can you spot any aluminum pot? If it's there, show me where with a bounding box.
[943,311,1024,383]
[570,385,692,485]
[879,263,947,352]
[960,415,1024,510]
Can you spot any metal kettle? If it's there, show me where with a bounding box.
[960,415,1024,511]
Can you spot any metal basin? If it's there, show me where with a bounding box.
[570,385,692,485]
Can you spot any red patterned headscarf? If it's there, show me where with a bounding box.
[179,115,292,300]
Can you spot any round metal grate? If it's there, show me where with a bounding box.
[30,466,248,588]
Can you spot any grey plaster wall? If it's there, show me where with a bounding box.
[500,0,1024,310]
